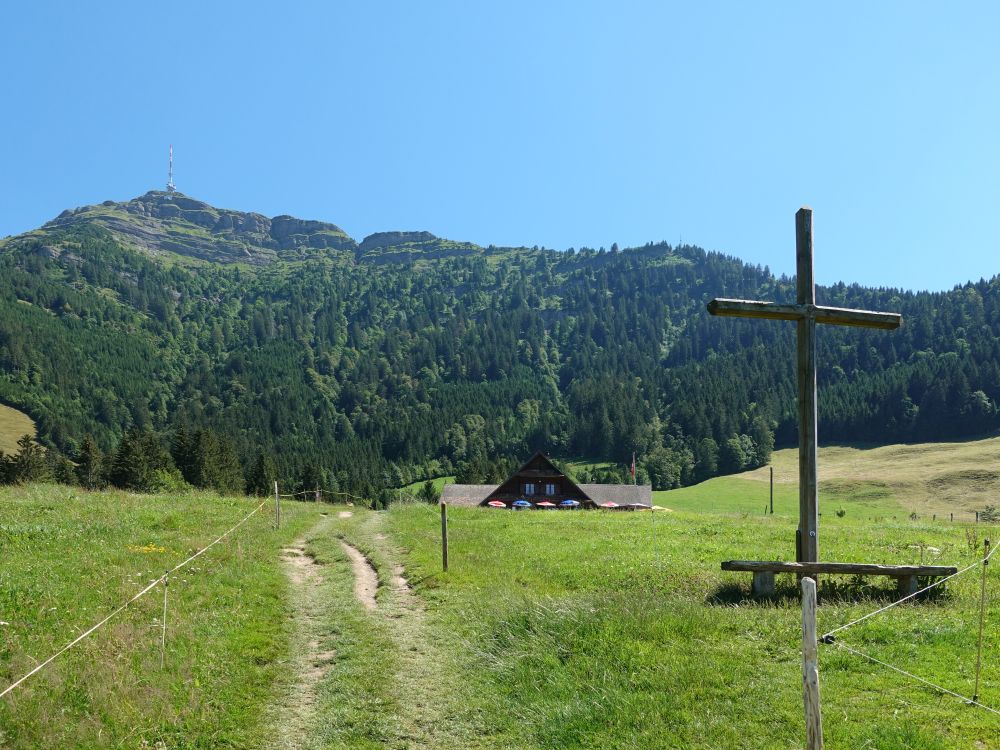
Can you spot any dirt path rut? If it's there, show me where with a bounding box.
[352,513,458,748]
[268,516,336,750]
[339,540,378,610]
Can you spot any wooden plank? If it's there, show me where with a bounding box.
[722,560,958,576]
[813,306,900,329]
[706,300,900,329]
[801,577,824,750]
[797,208,819,565]
[707,299,804,321]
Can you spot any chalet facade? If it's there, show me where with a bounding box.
[440,452,652,509]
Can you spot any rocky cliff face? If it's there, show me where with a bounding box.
[42,191,357,265]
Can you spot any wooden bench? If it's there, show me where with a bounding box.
[721,560,959,599]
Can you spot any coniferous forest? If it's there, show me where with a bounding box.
[1,192,999,500]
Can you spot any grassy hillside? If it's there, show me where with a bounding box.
[660,439,1000,520]
[0,485,322,749]
[0,404,34,455]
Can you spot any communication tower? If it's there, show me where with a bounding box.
[166,144,176,193]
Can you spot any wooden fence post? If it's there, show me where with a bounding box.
[440,501,449,572]
[973,538,991,702]
[801,577,824,750]
[770,465,774,514]
[274,481,280,530]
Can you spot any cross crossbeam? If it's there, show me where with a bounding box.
[708,207,901,563]
[707,300,900,329]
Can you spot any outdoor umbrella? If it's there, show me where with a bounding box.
[600,502,619,509]
[487,500,507,508]
[558,500,580,508]
[512,499,533,509]
[535,501,557,509]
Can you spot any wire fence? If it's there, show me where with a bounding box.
[276,488,368,503]
[0,500,267,700]
[820,539,998,715]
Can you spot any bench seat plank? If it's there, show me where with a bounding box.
[721,561,957,577]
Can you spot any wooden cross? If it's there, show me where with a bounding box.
[707,207,901,563]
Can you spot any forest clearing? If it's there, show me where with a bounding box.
[1,439,998,749]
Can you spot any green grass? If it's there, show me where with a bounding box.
[561,458,619,480]
[383,503,999,748]
[400,475,455,495]
[0,485,323,749]
[0,404,35,455]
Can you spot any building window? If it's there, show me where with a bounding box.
[545,483,556,496]
[524,483,535,496]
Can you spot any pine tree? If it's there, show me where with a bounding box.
[298,462,320,495]
[11,434,50,484]
[171,424,197,485]
[246,450,276,497]
[417,480,440,504]
[109,429,172,491]
[76,434,104,489]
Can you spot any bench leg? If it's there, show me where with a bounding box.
[751,571,776,597]
[897,575,918,599]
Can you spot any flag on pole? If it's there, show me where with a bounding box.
[630,452,636,484]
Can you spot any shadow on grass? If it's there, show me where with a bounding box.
[705,576,952,606]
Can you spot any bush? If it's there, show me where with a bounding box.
[150,467,192,494]
[980,505,1000,523]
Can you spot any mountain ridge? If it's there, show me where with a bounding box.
[14,191,487,267]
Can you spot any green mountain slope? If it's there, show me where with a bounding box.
[2,192,999,495]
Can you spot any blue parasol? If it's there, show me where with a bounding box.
[512,499,533,509]
[559,499,580,508]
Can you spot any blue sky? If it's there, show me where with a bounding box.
[2,2,997,291]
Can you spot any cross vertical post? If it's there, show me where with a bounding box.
[796,208,819,563]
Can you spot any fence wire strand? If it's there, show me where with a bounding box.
[822,542,999,641]
[831,641,1000,716]
[0,500,266,700]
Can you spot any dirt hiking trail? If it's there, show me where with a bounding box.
[267,515,337,750]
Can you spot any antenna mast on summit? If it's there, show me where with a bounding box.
[166,144,176,193]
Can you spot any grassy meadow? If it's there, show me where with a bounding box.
[3,438,1000,749]
[657,441,1000,520]
[0,404,35,455]
[383,499,999,749]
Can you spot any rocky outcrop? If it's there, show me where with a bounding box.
[42,191,357,265]
[359,231,438,254]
